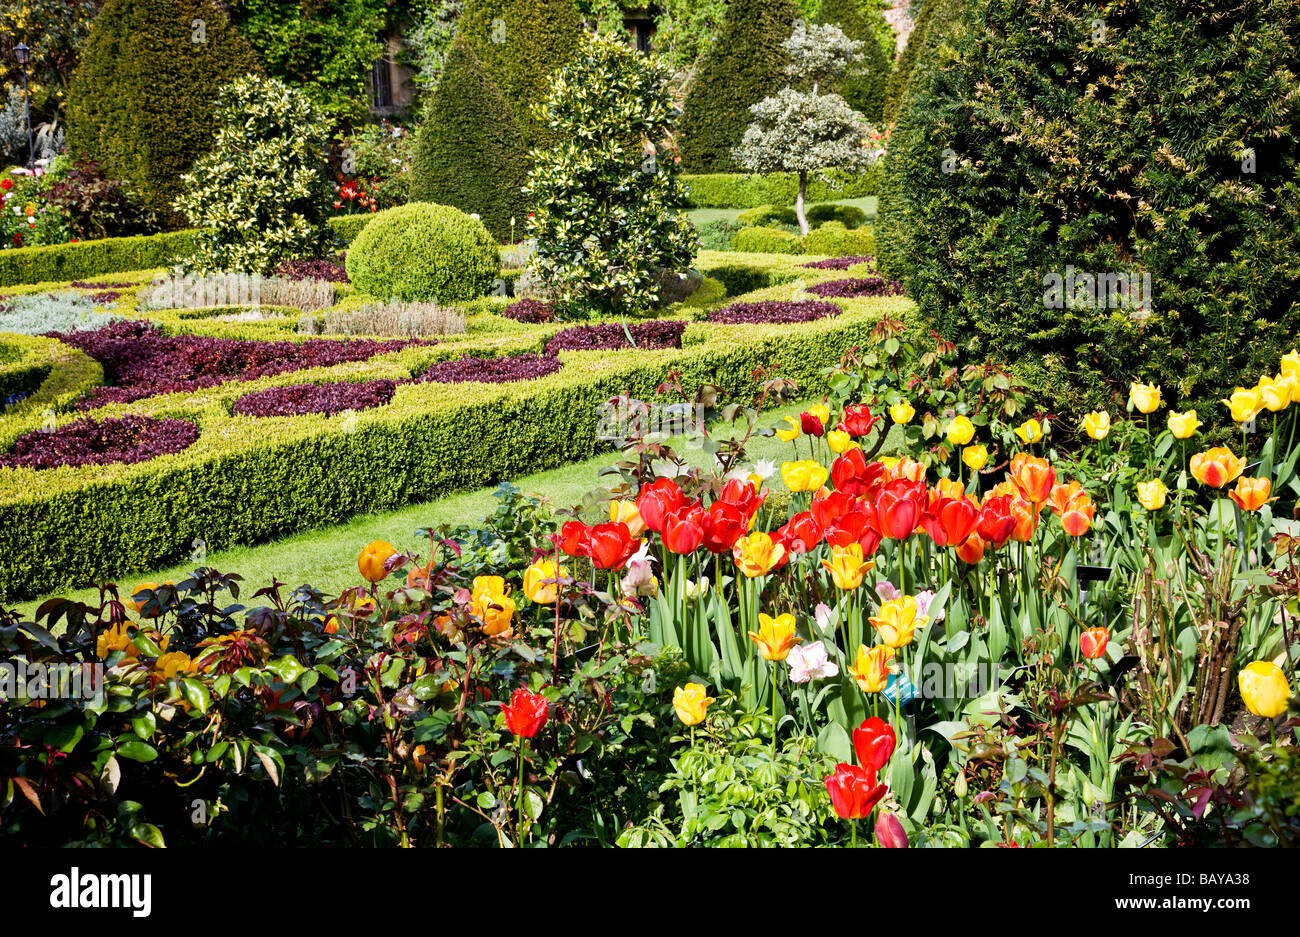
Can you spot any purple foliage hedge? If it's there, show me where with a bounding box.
[706,300,842,325]
[0,415,200,470]
[48,321,424,407]
[501,299,554,323]
[232,380,397,418]
[414,353,562,385]
[274,255,350,283]
[544,321,686,355]
[805,278,906,298]
[800,256,875,271]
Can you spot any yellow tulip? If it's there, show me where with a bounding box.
[1135,478,1169,512]
[820,542,875,590]
[961,444,988,472]
[775,415,801,442]
[358,540,397,584]
[155,651,195,681]
[608,499,646,537]
[871,595,927,649]
[826,429,857,454]
[889,402,915,425]
[471,576,515,638]
[1015,418,1044,445]
[1275,371,1299,406]
[848,644,895,694]
[1128,382,1162,414]
[1256,375,1289,413]
[1082,411,1110,440]
[748,612,801,661]
[1222,387,1261,424]
[808,404,831,426]
[96,623,138,660]
[1166,409,1200,439]
[1237,661,1292,719]
[733,532,786,578]
[781,459,829,492]
[945,415,975,446]
[673,683,715,726]
[522,558,567,604]
[1280,349,1300,379]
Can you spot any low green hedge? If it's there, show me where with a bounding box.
[731,224,876,257]
[0,295,915,600]
[683,166,882,209]
[735,204,868,229]
[0,231,199,288]
[0,334,103,437]
[328,214,373,245]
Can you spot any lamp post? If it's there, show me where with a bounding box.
[13,42,33,172]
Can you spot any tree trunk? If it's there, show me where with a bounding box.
[796,170,809,236]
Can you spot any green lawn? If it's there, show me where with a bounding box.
[688,195,878,228]
[16,396,836,615]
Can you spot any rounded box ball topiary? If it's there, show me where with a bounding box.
[345,203,499,303]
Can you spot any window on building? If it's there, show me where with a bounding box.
[370,59,393,109]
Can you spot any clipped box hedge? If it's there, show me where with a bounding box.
[0,295,915,600]
[683,166,882,209]
[0,231,199,288]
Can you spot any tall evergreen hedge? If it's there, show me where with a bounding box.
[877,0,1300,420]
[458,0,584,149]
[817,0,893,123]
[678,0,800,173]
[881,0,953,125]
[410,38,530,241]
[65,0,261,227]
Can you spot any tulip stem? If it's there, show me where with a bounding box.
[515,736,527,845]
[850,820,857,848]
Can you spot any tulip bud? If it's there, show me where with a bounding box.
[875,811,909,848]
[954,771,968,799]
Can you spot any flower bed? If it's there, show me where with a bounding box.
[0,414,200,469]
[801,255,874,270]
[501,298,555,323]
[707,299,842,324]
[273,255,350,283]
[543,320,686,355]
[231,379,398,418]
[805,277,906,298]
[48,320,424,406]
[415,353,563,384]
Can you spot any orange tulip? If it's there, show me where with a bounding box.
[955,533,985,564]
[1189,447,1245,489]
[358,540,397,583]
[748,612,801,661]
[1008,496,1039,543]
[1228,476,1275,513]
[1010,452,1055,503]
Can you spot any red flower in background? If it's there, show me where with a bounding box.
[636,477,685,533]
[875,479,925,541]
[801,410,825,436]
[976,496,1016,548]
[585,522,639,569]
[717,476,766,524]
[839,404,880,438]
[923,497,979,547]
[663,502,706,555]
[776,511,823,554]
[824,507,882,558]
[831,448,885,497]
[558,520,589,557]
[502,688,549,738]
[701,500,747,553]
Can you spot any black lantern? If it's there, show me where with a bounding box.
[13,43,34,171]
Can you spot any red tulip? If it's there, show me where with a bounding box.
[875,811,909,848]
[852,717,897,773]
[976,495,1016,548]
[800,411,825,437]
[636,477,684,534]
[955,533,986,564]
[718,477,766,523]
[502,687,549,738]
[831,448,885,497]
[701,500,747,553]
[1080,626,1109,660]
[839,404,881,438]
[923,496,979,547]
[559,520,589,557]
[586,522,639,569]
[811,489,858,530]
[875,479,924,541]
[824,763,887,819]
[662,502,705,555]
[777,511,824,554]
[824,508,883,558]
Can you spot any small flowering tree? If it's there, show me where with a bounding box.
[175,75,332,275]
[733,20,877,235]
[524,33,696,319]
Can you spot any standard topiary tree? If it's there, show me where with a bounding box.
[65,0,261,227]
[733,21,876,235]
[678,0,801,173]
[817,0,893,122]
[458,0,584,149]
[346,203,499,303]
[877,0,1300,420]
[525,33,696,318]
[410,37,530,243]
[175,76,332,275]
